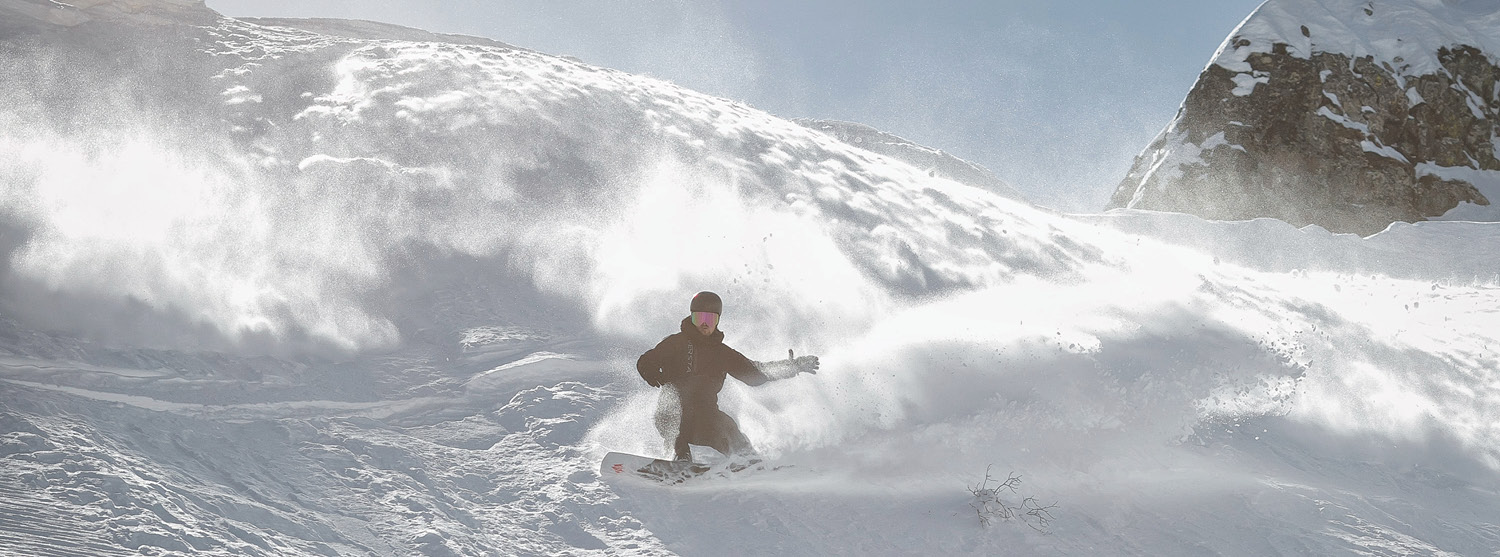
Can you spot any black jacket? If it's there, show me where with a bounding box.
[637,317,769,412]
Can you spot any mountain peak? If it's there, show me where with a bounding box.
[1212,0,1500,77]
[1112,0,1499,235]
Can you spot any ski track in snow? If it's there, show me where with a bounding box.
[0,9,1498,556]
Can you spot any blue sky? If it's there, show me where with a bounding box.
[205,0,1266,212]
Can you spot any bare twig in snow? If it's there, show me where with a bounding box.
[968,464,1058,533]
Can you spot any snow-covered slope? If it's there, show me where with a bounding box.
[794,118,1025,201]
[1,3,1498,555]
[234,17,523,50]
[1,12,1092,356]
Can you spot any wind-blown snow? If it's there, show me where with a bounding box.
[0,12,1498,556]
[3,22,1096,356]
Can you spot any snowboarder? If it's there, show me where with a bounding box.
[637,291,819,462]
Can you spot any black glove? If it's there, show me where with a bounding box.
[638,354,665,387]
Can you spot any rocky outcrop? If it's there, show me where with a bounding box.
[1111,0,1498,236]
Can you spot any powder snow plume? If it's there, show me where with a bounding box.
[0,26,1098,357]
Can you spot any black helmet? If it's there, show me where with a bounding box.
[690,291,722,314]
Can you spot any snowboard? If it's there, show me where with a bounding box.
[599,452,710,484]
[599,451,769,484]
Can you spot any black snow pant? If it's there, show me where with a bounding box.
[655,389,752,461]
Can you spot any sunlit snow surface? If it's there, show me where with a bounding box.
[1,16,1499,556]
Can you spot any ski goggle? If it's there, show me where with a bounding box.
[692,311,720,328]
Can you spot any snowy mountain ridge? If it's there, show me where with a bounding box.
[1211,0,1500,76]
[793,118,1025,201]
[234,17,524,51]
[0,3,1498,556]
[0,0,213,27]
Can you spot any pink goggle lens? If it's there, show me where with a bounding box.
[692,312,719,328]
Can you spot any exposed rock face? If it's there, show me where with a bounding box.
[1112,0,1498,236]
